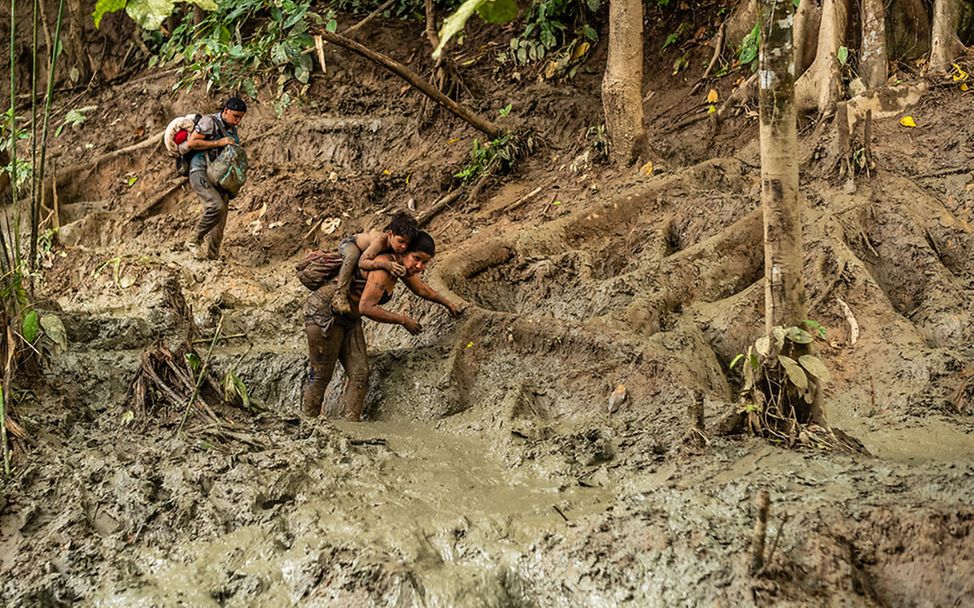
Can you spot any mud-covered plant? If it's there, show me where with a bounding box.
[730,321,831,444]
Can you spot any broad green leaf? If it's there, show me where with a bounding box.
[738,22,760,65]
[433,0,487,59]
[798,354,831,383]
[786,327,813,344]
[93,0,127,29]
[40,314,68,351]
[476,0,517,24]
[837,45,849,65]
[778,355,808,390]
[22,310,39,343]
[125,0,175,30]
[185,352,201,372]
[802,319,827,339]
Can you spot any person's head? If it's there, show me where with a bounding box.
[402,231,435,276]
[220,97,247,127]
[384,211,419,254]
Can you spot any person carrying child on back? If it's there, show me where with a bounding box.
[331,211,418,314]
[183,97,247,260]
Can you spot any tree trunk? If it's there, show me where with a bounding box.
[794,0,849,115]
[759,0,824,426]
[793,0,820,79]
[759,0,806,332]
[931,0,966,71]
[859,0,887,88]
[602,0,645,165]
[888,0,930,61]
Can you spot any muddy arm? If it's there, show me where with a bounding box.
[403,274,460,317]
[359,271,422,334]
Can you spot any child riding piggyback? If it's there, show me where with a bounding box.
[330,211,419,314]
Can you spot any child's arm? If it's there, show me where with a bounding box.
[357,234,406,276]
[402,274,462,318]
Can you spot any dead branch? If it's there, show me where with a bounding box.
[418,188,464,227]
[59,131,165,177]
[675,73,757,131]
[128,180,186,222]
[750,489,771,574]
[690,22,726,95]
[316,30,503,139]
[491,184,544,219]
[346,0,396,36]
[684,389,707,446]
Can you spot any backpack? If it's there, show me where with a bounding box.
[164,113,201,177]
[205,143,248,197]
[296,250,343,291]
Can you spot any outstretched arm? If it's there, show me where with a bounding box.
[358,270,422,334]
[402,274,461,318]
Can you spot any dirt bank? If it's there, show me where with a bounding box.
[2,8,974,607]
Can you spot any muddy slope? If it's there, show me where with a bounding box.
[2,12,974,608]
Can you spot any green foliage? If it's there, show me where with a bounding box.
[731,322,831,438]
[454,130,533,182]
[22,310,39,343]
[55,105,97,138]
[837,45,849,65]
[92,0,216,30]
[0,111,33,192]
[153,0,331,96]
[222,370,253,410]
[738,21,759,69]
[498,103,512,117]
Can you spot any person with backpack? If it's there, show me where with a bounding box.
[183,97,247,260]
[302,231,461,420]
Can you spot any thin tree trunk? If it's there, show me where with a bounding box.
[602,0,645,165]
[758,0,806,331]
[860,0,888,88]
[317,30,502,138]
[931,0,966,71]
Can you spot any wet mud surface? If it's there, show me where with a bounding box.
[3,20,974,606]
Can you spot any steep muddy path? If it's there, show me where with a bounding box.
[2,15,974,607]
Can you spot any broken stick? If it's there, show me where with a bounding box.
[750,489,771,574]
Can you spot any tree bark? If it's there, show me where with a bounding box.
[758,0,807,331]
[931,0,966,71]
[793,0,820,79]
[794,0,849,115]
[316,30,502,139]
[602,0,645,165]
[859,0,887,88]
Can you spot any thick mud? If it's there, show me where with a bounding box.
[3,12,974,607]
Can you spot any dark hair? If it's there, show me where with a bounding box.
[407,231,435,257]
[223,97,247,112]
[384,211,419,242]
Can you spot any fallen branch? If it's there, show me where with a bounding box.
[690,22,726,95]
[349,437,388,446]
[345,0,396,36]
[749,489,771,574]
[316,30,503,138]
[491,184,543,219]
[128,179,186,222]
[59,131,164,177]
[177,314,224,435]
[675,73,757,131]
[684,389,708,447]
[418,188,464,227]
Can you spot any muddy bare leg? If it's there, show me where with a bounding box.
[303,323,343,417]
[339,320,369,421]
[331,239,361,314]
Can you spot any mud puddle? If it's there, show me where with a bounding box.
[93,421,611,607]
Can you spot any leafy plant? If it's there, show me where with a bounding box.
[454,130,534,182]
[149,0,333,96]
[730,320,831,442]
[738,21,759,70]
[55,105,97,137]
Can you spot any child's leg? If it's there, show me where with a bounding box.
[331,237,361,313]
